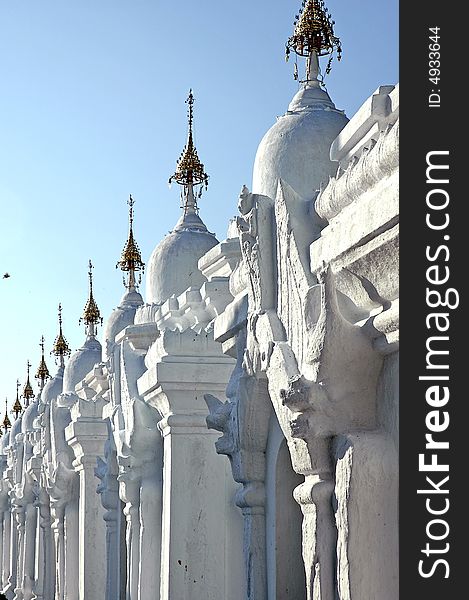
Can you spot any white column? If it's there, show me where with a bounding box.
[5,507,19,598]
[119,477,140,600]
[24,456,45,600]
[79,461,105,600]
[103,506,119,600]
[139,337,238,600]
[66,418,108,600]
[158,413,232,600]
[20,503,37,600]
[2,511,11,592]
[0,512,4,590]
[99,472,119,600]
[138,464,162,600]
[64,498,79,600]
[43,525,54,600]
[51,505,65,600]
[32,506,44,600]
[294,473,336,600]
[34,493,54,600]
[13,507,26,600]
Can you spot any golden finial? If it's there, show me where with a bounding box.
[80,260,103,331]
[169,90,209,197]
[52,303,71,364]
[2,398,11,432]
[11,379,23,419]
[36,335,51,388]
[22,360,35,406]
[285,0,342,76]
[116,195,145,290]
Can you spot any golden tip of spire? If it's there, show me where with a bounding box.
[285,0,342,75]
[186,89,194,130]
[80,260,103,328]
[168,91,209,190]
[22,360,35,401]
[36,335,51,383]
[12,380,23,418]
[52,303,71,358]
[116,195,145,280]
[2,398,11,431]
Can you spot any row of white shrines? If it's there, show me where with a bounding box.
[0,50,399,600]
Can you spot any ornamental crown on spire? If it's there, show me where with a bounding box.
[52,303,71,359]
[11,379,23,419]
[80,260,103,328]
[285,0,342,76]
[169,90,209,192]
[35,335,51,385]
[22,360,35,405]
[116,195,145,289]
[2,399,11,432]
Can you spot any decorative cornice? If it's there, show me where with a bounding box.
[316,120,399,221]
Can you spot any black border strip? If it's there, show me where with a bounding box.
[400,2,464,596]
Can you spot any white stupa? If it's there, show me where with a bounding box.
[253,1,348,202]
[8,380,24,444]
[41,306,69,409]
[103,195,144,357]
[63,262,102,393]
[146,91,218,306]
[20,361,38,437]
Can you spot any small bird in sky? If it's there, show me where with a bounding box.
[2,273,10,279]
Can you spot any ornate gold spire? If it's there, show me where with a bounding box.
[116,195,145,290]
[36,335,51,389]
[169,90,209,200]
[285,0,342,77]
[52,303,71,365]
[80,260,102,333]
[11,379,23,419]
[2,399,11,432]
[22,360,35,406]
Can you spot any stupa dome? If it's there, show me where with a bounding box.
[146,91,218,305]
[253,78,348,201]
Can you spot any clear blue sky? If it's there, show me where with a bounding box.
[0,0,398,411]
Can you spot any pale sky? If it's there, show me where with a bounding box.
[0,0,398,412]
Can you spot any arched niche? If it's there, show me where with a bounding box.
[265,411,306,599]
